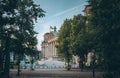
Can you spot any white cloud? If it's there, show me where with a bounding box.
[37,33,44,50]
[53,3,86,17]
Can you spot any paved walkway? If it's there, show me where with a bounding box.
[10,69,103,78]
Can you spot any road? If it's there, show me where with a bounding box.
[10,69,103,78]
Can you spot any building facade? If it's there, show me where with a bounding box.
[83,5,91,16]
[41,26,58,60]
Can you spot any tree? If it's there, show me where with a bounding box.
[0,0,45,76]
[70,14,88,71]
[57,19,72,70]
[0,0,20,76]
[88,0,120,77]
[14,0,44,75]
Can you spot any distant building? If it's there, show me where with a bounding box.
[83,5,91,16]
[41,26,58,60]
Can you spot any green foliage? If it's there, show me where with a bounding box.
[88,0,120,77]
[57,19,72,58]
[0,0,45,76]
[57,19,72,70]
[57,14,91,71]
[70,14,90,71]
[70,14,87,55]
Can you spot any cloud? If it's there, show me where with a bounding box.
[36,33,44,50]
[53,3,86,17]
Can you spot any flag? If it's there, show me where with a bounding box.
[50,26,54,30]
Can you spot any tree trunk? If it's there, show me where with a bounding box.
[0,30,4,75]
[78,60,81,69]
[31,57,34,70]
[92,66,95,78]
[81,61,84,71]
[79,57,84,72]
[4,54,10,76]
[3,36,10,76]
[0,57,2,74]
[0,55,4,75]
[67,58,71,71]
[17,54,21,76]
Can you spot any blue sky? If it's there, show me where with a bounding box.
[33,0,88,50]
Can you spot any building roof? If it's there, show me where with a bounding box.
[51,31,58,36]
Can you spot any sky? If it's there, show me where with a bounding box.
[33,0,88,50]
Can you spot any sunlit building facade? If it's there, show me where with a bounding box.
[41,26,58,59]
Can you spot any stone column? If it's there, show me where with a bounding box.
[51,42,53,57]
[46,43,48,58]
[44,44,46,58]
[42,45,44,58]
[55,41,57,57]
[49,43,51,58]
[51,42,52,57]
[48,43,49,58]
[43,45,44,58]
[53,42,55,57]
[54,41,56,57]
[52,42,53,57]
[48,43,50,57]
